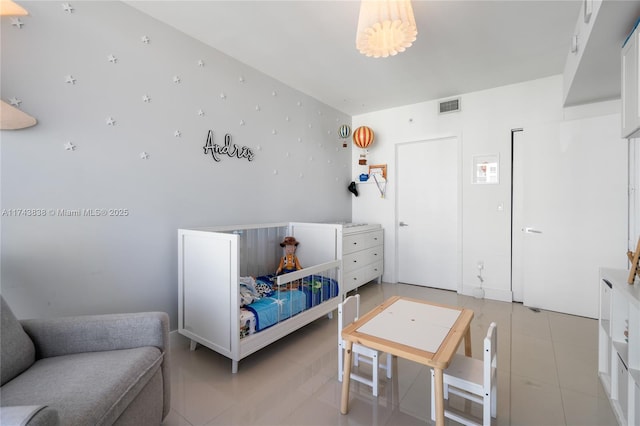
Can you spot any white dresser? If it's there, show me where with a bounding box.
[341,224,383,293]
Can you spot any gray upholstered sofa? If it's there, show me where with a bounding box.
[0,296,170,425]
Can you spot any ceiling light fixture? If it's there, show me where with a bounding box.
[356,0,417,58]
[0,101,37,130]
[0,0,28,16]
[1,0,37,130]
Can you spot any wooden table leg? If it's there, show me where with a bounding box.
[340,341,353,415]
[464,325,472,357]
[433,367,445,426]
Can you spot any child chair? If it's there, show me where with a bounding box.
[337,294,392,397]
[430,322,498,426]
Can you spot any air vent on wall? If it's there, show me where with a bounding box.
[439,98,461,114]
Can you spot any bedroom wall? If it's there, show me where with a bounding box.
[352,75,627,302]
[0,1,351,327]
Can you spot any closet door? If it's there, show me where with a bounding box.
[512,115,626,318]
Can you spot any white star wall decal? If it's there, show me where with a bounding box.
[140,152,149,160]
[107,54,117,64]
[10,18,24,29]
[219,92,226,100]
[64,142,76,151]
[65,75,76,84]
[8,97,21,107]
[174,130,181,137]
[173,76,181,84]
[105,117,115,126]
[141,35,150,44]
[62,3,74,13]
[142,95,151,103]
[197,109,205,117]
[197,59,204,67]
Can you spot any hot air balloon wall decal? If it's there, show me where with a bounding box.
[338,124,351,148]
[352,126,374,166]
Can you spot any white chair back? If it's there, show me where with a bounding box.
[337,294,391,397]
[338,294,360,341]
[337,295,360,383]
[484,322,498,397]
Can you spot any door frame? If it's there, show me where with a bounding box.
[510,128,524,302]
[393,135,463,292]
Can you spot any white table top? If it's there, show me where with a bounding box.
[356,299,462,353]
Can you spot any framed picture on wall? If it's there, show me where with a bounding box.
[472,154,499,184]
[369,164,387,180]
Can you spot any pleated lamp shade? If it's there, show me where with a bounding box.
[356,0,417,58]
[0,0,29,16]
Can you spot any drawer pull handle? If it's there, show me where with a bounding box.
[353,260,357,263]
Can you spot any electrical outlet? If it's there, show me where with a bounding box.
[477,261,484,270]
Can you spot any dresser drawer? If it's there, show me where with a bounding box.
[343,260,384,293]
[343,245,383,273]
[343,229,383,255]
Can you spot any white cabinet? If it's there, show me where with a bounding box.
[622,20,640,139]
[341,224,383,293]
[599,268,640,425]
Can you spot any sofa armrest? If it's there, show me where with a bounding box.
[0,405,60,426]
[20,312,169,359]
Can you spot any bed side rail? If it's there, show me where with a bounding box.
[275,259,341,286]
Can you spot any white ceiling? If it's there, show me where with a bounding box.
[125,1,640,116]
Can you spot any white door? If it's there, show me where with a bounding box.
[396,137,459,290]
[512,115,627,318]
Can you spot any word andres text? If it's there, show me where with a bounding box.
[203,131,254,162]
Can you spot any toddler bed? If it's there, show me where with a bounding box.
[240,274,339,335]
[178,222,344,373]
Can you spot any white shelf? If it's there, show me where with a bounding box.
[631,367,640,385]
[614,340,630,368]
[599,267,640,425]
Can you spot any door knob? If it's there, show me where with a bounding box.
[524,227,542,234]
[399,221,409,227]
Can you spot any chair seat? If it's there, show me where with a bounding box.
[445,353,484,391]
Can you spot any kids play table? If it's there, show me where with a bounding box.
[340,296,474,426]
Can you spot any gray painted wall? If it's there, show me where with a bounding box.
[1,1,352,328]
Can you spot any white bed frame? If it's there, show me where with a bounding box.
[177,222,344,373]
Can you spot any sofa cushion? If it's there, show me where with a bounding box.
[0,347,162,426]
[1,296,35,386]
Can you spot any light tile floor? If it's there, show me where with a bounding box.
[162,282,618,425]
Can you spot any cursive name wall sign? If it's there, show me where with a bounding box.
[203,130,254,162]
